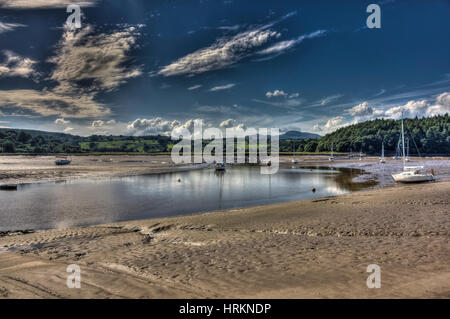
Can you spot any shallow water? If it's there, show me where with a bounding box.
[0,166,369,231]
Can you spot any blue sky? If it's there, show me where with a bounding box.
[0,0,449,136]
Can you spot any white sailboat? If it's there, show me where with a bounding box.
[392,113,434,183]
[380,142,386,163]
[328,143,335,162]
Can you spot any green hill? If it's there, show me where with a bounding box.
[316,114,450,155]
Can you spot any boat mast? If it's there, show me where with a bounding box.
[292,141,296,161]
[401,111,406,166]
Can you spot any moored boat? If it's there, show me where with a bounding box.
[215,162,226,171]
[391,113,434,183]
[55,156,72,166]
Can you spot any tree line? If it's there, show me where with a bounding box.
[1,114,449,155]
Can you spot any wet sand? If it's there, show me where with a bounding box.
[0,155,449,298]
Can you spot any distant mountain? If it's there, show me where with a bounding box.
[280,131,322,140]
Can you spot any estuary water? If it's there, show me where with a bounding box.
[0,166,369,231]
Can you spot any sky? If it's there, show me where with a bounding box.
[0,0,449,136]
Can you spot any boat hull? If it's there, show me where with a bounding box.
[392,173,434,183]
[55,160,71,166]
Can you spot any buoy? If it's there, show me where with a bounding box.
[312,188,316,193]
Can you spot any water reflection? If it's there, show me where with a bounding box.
[0,166,373,231]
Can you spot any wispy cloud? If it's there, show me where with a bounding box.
[0,24,143,119]
[0,21,26,33]
[0,0,98,9]
[158,28,280,77]
[188,84,202,91]
[209,83,235,92]
[0,89,109,118]
[157,13,301,77]
[0,50,38,78]
[319,94,343,106]
[255,30,327,60]
[48,24,143,95]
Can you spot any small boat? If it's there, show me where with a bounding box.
[392,113,434,183]
[392,166,434,183]
[380,142,386,163]
[215,162,226,171]
[0,184,18,191]
[329,143,335,162]
[55,156,72,166]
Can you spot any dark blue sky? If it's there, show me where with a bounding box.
[0,0,449,136]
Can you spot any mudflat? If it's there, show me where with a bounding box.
[0,178,449,298]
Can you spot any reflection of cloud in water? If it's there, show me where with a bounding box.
[0,166,372,231]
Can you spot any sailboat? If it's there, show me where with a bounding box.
[380,142,386,163]
[359,148,363,161]
[291,142,299,164]
[328,143,335,162]
[392,113,434,183]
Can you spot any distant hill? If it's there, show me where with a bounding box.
[280,131,321,140]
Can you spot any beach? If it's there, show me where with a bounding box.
[0,155,449,298]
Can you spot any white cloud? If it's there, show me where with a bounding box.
[158,27,280,76]
[347,102,374,117]
[266,90,287,98]
[373,93,450,120]
[0,89,109,118]
[91,120,104,128]
[0,0,98,9]
[256,30,326,58]
[0,50,37,78]
[64,127,74,133]
[219,119,235,128]
[0,21,26,33]
[265,90,299,99]
[219,118,246,131]
[209,83,235,92]
[188,84,202,91]
[91,119,116,128]
[313,124,322,132]
[324,116,348,131]
[127,117,182,136]
[48,24,143,94]
[55,118,70,125]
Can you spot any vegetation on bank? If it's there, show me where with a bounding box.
[1,114,449,155]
